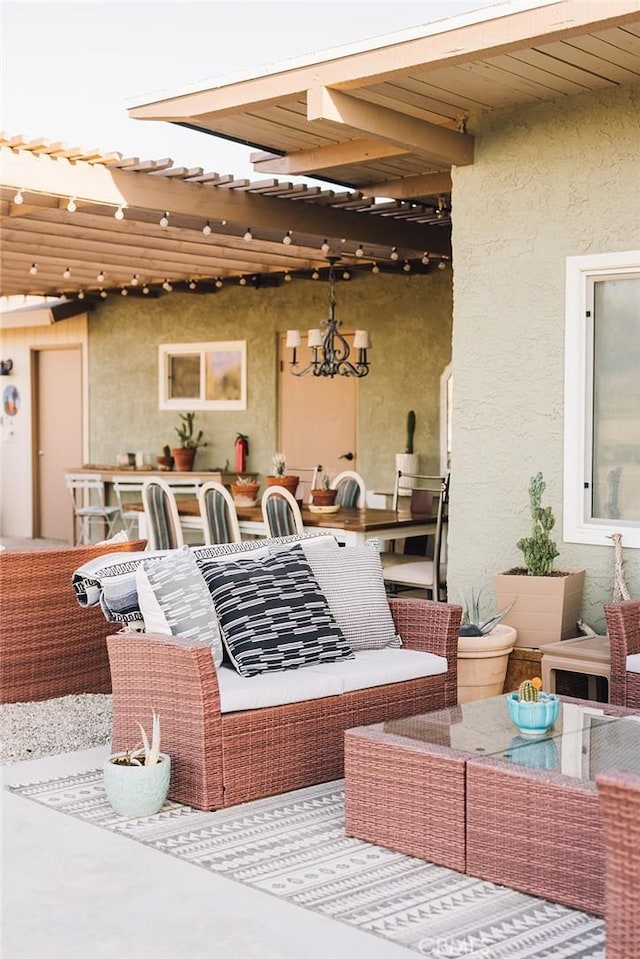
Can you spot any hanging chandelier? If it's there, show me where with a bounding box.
[286,257,371,377]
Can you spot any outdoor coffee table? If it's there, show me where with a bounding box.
[344,694,640,915]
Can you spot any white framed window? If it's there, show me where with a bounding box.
[159,341,247,411]
[564,251,640,548]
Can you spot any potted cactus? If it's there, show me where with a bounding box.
[395,410,419,495]
[103,711,171,818]
[456,588,517,704]
[172,411,206,472]
[310,473,338,507]
[506,677,560,735]
[495,472,585,648]
[230,474,260,506]
[156,444,174,471]
[266,452,299,496]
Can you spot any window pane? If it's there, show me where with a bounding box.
[168,354,200,399]
[592,277,640,521]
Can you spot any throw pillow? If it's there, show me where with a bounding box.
[199,545,353,677]
[136,546,224,666]
[305,546,402,651]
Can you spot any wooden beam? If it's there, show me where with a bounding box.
[307,88,474,166]
[361,171,452,199]
[0,146,450,254]
[250,139,409,174]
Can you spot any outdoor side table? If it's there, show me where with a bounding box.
[541,635,611,702]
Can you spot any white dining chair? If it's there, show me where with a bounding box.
[197,480,242,545]
[65,472,122,545]
[381,473,449,601]
[261,485,304,537]
[287,465,322,504]
[111,475,146,537]
[330,470,367,508]
[141,478,184,551]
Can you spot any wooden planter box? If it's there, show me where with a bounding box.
[494,569,585,649]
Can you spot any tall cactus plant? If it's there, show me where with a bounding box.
[405,410,416,454]
[516,472,559,576]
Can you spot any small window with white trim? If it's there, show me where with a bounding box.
[564,251,640,548]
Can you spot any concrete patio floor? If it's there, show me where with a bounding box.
[2,747,414,959]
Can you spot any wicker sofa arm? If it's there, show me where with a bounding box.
[107,632,225,808]
[389,597,462,667]
[604,600,640,707]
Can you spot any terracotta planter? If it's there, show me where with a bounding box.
[494,569,585,649]
[231,482,260,506]
[156,455,174,472]
[457,624,517,704]
[172,447,197,472]
[266,475,299,496]
[310,488,338,507]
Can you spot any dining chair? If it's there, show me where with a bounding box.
[330,470,366,508]
[65,472,122,545]
[261,485,304,537]
[381,473,449,601]
[596,770,640,959]
[141,478,184,551]
[287,464,322,504]
[604,598,640,708]
[197,480,242,545]
[111,475,146,537]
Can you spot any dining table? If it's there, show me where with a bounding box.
[132,498,437,548]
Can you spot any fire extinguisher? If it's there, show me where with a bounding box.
[235,433,249,473]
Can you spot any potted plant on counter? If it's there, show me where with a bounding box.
[266,452,299,496]
[495,472,585,649]
[172,411,206,472]
[156,444,174,471]
[310,473,338,508]
[231,475,260,506]
[103,711,171,818]
[457,589,516,704]
[395,410,419,496]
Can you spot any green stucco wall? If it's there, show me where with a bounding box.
[450,82,640,628]
[88,269,452,495]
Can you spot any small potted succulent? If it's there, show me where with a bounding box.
[156,444,174,471]
[506,677,560,736]
[310,473,338,507]
[230,474,260,506]
[103,711,171,818]
[266,452,299,496]
[172,411,206,472]
[456,588,516,704]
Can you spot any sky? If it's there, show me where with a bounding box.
[1,0,549,183]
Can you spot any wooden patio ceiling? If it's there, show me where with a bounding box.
[0,134,451,302]
[129,1,640,202]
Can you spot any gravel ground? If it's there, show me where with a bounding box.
[0,694,112,764]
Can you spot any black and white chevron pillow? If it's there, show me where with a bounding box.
[199,545,353,677]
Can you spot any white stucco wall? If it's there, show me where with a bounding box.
[449,81,640,629]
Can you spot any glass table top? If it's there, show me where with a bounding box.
[382,695,640,783]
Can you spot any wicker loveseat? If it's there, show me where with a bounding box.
[72,533,461,810]
[0,539,146,704]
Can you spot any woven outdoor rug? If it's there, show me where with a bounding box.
[9,771,604,958]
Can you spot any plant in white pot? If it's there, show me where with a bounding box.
[395,410,419,496]
[457,589,516,704]
[103,711,171,818]
[495,472,585,649]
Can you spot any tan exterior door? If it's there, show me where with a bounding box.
[278,333,358,481]
[35,347,83,541]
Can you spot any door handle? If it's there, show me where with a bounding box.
[339,452,354,461]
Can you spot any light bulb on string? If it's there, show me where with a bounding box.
[120,287,128,296]
[403,260,412,273]
[162,279,172,292]
[215,278,223,289]
[77,290,85,300]
[142,285,150,295]
[390,247,399,261]
[100,289,108,299]
[421,253,430,265]
[283,230,293,245]
[188,280,197,290]
[63,267,71,279]
[371,262,380,274]
[13,189,24,205]
[342,270,351,280]
[29,263,38,275]
[239,276,247,286]
[284,271,292,282]
[66,198,77,213]
[131,275,139,286]
[202,221,212,236]
[114,205,125,220]
[438,260,447,270]
[311,270,320,280]
[159,212,169,228]
[243,227,253,241]
[97,270,105,283]
[355,245,364,257]
[320,239,330,254]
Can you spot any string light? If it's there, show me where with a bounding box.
[215,278,223,289]
[159,211,169,228]
[114,205,125,220]
[100,289,108,298]
[342,270,351,280]
[421,253,430,265]
[130,275,139,286]
[13,189,24,205]
[371,262,380,274]
[438,260,447,270]
[202,221,212,236]
[77,290,85,300]
[403,260,412,273]
[320,239,330,254]
[239,276,247,285]
[142,285,150,295]
[188,280,197,290]
[311,270,320,280]
[97,270,105,283]
[162,279,173,292]
[284,271,292,282]
[66,198,77,213]
[243,227,253,241]
[283,230,292,245]
[390,247,399,261]
[120,287,128,296]
[29,263,38,275]
[63,267,71,279]
[355,245,364,257]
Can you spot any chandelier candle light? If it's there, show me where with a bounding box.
[286,257,371,378]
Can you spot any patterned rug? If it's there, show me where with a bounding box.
[8,771,604,958]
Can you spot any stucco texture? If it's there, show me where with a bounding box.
[87,269,452,496]
[450,82,640,628]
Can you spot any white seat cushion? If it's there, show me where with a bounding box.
[382,558,435,587]
[217,648,448,711]
[218,662,344,713]
[627,653,640,674]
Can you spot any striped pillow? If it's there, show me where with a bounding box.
[305,546,402,651]
[200,545,353,677]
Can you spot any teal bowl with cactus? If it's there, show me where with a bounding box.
[506,692,560,735]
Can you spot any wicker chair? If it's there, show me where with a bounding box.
[0,539,146,703]
[604,599,640,707]
[596,770,640,959]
